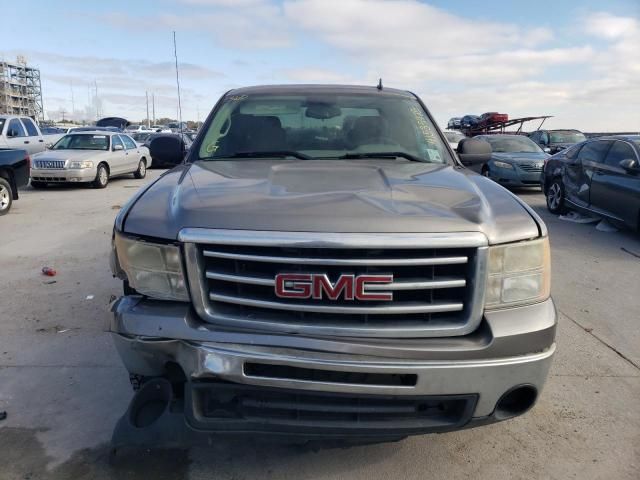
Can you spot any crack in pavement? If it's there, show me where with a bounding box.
[559,308,640,371]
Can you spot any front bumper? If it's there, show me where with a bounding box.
[31,167,96,183]
[488,166,542,186]
[109,296,556,441]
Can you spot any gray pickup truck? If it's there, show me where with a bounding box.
[109,85,555,445]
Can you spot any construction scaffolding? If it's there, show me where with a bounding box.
[0,56,44,120]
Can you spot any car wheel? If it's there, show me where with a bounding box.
[0,178,13,216]
[92,164,109,189]
[30,181,47,189]
[481,165,490,177]
[133,159,147,179]
[546,178,566,214]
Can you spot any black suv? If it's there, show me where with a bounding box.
[529,129,586,154]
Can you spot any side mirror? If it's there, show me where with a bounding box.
[457,138,492,167]
[149,135,185,166]
[113,144,124,151]
[543,147,551,153]
[45,143,53,150]
[619,158,639,172]
[7,129,18,138]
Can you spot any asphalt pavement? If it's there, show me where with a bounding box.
[0,171,638,479]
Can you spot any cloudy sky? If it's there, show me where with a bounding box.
[3,0,639,130]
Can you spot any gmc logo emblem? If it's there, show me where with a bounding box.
[275,274,393,301]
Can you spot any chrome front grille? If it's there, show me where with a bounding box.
[518,163,543,172]
[182,229,488,338]
[35,160,65,169]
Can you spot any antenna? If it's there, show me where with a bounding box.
[377,78,383,90]
[173,31,183,135]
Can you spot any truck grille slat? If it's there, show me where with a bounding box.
[203,249,468,266]
[185,230,487,338]
[210,292,464,314]
[205,270,466,290]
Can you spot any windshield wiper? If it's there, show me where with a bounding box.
[334,152,425,162]
[202,150,312,160]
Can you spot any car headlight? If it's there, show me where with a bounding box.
[69,160,93,169]
[485,237,550,309]
[112,232,189,301]
[493,160,513,169]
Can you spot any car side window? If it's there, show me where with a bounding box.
[8,118,26,137]
[604,141,636,168]
[121,135,137,150]
[540,132,549,145]
[577,141,612,165]
[564,144,583,161]
[112,135,124,150]
[21,118,39,136]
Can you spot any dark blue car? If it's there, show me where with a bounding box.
[475,134,549,187]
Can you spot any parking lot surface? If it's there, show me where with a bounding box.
[1,172,638,479]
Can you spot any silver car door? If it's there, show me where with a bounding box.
[109,135,127,174]
[20,118,45,154]
[121,135,140,172]
[5,118,30,152]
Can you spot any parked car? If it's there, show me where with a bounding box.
[30,131,150,189]
[447,117,461,129]
[151,125,172,133]
[0,115,64,155]
[125,125,151,134]
[108,84,555,446]
[0,148,30,215]
[144,132,192,167]
[443,130,466,151]
[474,134,549,187]
[479,112,508,126]
[543,136,640,230]
[460,114,480,129]
[529,129,586,154]
[131,132,153,146]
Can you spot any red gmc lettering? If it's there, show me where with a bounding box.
[275,274,393,301]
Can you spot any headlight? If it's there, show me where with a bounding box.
[69,160,93,169]
[112,232,189,301]
[485,237,550,309]
[493,160,513,169]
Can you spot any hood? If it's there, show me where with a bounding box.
[122,159,540,244]
[491,152,549,163]
[33,149,109,163]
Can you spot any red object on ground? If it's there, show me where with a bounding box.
[42,267,57,276]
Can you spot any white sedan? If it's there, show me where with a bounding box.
[30,131,151,189]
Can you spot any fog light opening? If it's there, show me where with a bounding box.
[128,378,172,428]
[494,385,538,420]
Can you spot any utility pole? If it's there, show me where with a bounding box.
[70,80,75,118]
[152,93,156,125]
[145,91,150,128]
[94,80,99,120]
[173,31,183,134]
[60,109,66,122]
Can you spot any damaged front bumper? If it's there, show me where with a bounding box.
[109,296,556,444]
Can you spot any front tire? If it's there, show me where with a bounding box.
[546,178,566,214]
[133,159,147,179]
[92,164,109,189]
[0,178,13,216]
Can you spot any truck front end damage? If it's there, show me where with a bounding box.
[109,227,556,445]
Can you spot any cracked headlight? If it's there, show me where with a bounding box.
[492,160,513,169]
[69,160,94,169]
[485,237,550,309]
[112,232,189,301]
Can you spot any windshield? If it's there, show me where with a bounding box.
[126,125,141,131]
[550,131,586,143]
[197,93,450,163]
[482,135,542,153]
[444,131,466,143]
[132,132,151,141]
[52,134,110,151]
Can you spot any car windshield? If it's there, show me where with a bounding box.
[197,93,450,163]
[550,131,586,143]
[127,125,141,131]
[482,136,542,153]
[444,132,466,143]
[52,134,110,151]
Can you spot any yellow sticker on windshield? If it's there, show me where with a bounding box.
[206,143,219,153]
[409,105,437,144]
